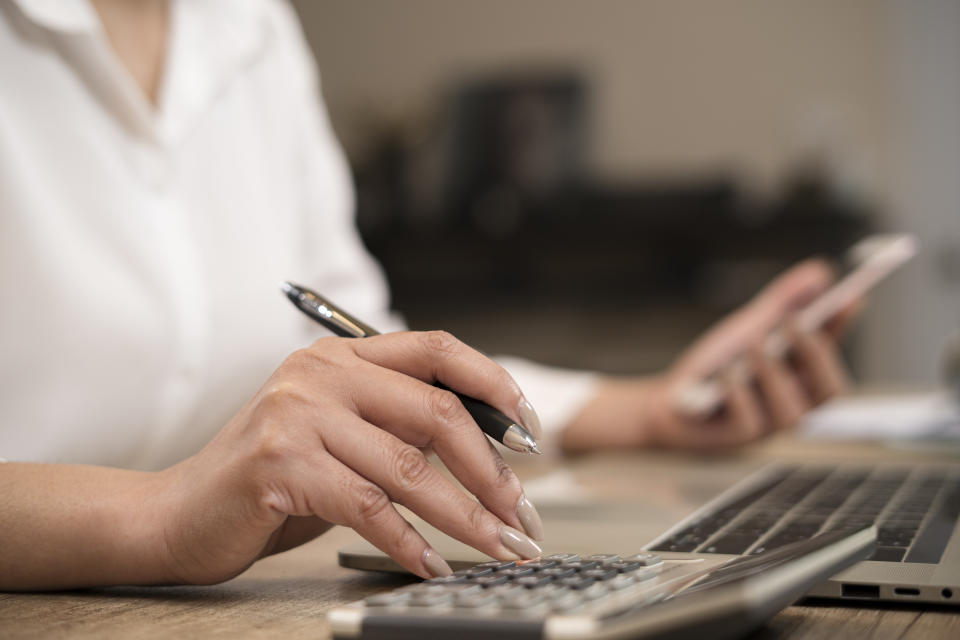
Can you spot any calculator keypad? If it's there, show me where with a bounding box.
[363,552,661,615]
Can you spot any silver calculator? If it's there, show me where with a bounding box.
[329,527,875,640]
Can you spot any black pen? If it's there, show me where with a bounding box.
[281,282,542,454]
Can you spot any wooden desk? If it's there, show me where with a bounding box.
[2,437,958,639]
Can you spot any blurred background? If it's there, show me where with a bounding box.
[290,0,959,386]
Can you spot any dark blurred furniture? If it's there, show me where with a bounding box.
[351,73,874,371]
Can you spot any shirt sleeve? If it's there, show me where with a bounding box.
[272,1,406,337]
[271,2,598,442]
[496,356,599,441]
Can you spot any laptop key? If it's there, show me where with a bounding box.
[869,546,906,562]
[703,535,758,555]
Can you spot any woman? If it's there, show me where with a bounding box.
[0,0,852,589]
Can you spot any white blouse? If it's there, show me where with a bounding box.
[0,0,596,470]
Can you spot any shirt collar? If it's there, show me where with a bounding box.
[9,0,100,34]
[9,0,275,146]
[159,0,273,145]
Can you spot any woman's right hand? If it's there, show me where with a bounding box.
[153,331,544,584]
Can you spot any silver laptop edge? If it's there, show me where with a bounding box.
[643,462,960,606]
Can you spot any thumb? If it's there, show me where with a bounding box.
[670,259,835,379]
[750,258,835,324]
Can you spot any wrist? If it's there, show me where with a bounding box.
[107,466,184,586]
[638,374,679,449]
[0,463,183,590]
[559,376,662,452]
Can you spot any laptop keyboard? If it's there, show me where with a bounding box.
[649,465,960,563]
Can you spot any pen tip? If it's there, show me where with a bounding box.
[530,443,542,455]
[280,281,295,295]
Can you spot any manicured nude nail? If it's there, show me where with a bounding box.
[421,548,452,578]
[499,525,542,559]
[516,494,545,541]
[517,397,543,440]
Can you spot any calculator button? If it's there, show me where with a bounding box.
[544,553,580,564]
[608,574,636,590]
[426,575,468,585]
[581,582,609,600]
[608,561,642,573]
[489,584,527,600]
[516,575,554,588]
[585,554,621,566]
[631,567,658,582]
[475,560,517,570]
[519,560,559,571]
[405,583,454,595]
[541,567,576,579]
[474,575,510,588]
[456,566,494,577]
[496,566,535,578]
[581,568,618,581]
[502,591,549,608]
[537,583,565,597]
[624,553,663,566]
[409,592,455,607]
[564,561,599,572]
[455,592,499,608]
[560,577,596,590]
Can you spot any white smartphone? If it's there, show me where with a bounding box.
[674,233,918,417]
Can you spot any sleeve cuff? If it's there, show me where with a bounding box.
[494,355,599,446]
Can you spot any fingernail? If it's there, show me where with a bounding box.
[499,525,542,559]
[421,548,452,578]
[516,494,545,541]
[517,397,543,440]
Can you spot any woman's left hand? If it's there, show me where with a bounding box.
[561,259,859,451]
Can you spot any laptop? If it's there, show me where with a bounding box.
[338,461,960,606]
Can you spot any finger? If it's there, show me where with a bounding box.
[785,324,849,404]
[718,372,766,442]
[823,298,863,340]
[344,362,540,541]
[348,331,535,432]
[748,346,810,431]
[322,410,543,559]
[674,373,765,449]
[671,260,835,379]
[305,451,454,579]
[752,258,834,317]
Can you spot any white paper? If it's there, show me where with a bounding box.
[799,391,960,441]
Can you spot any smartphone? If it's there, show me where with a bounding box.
[675,233,918,417]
